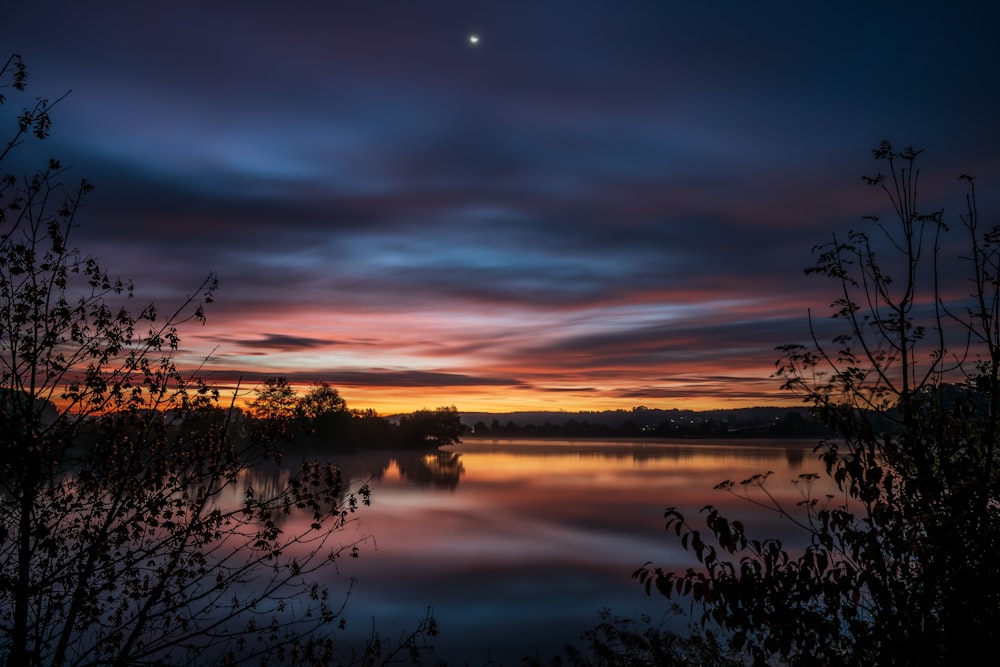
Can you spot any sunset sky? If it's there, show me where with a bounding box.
[2,2,999,414]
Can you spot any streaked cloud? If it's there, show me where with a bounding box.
[2,1,997,413]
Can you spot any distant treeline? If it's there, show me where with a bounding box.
[296,405,466,452]
[55,401,467,456]
[463,406,835,439]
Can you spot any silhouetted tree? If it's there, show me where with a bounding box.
[297,383,352,446]
[0,55,434,667]
[248,375,299,445]
[345,408,395,450]
[396,406,465,447]
[636,142,1000,664]
[298,382,348,420]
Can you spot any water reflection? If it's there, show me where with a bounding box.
[321,437,834,665]
[395,451,464,490]
[446,437,818,470]
[328,449,465,490]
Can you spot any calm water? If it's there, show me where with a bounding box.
[308,437,837,665]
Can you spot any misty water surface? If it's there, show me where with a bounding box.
[288,438,839,664]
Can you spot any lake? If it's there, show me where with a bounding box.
[312,437,838,665]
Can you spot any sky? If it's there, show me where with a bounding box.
[2,2,1000,415]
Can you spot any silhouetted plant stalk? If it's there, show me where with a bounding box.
[0,54,437,666]
[636,141,1000,665]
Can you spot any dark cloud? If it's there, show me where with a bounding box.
[327,371,523,389]
[232,334,334,351]
[197,368,522,390]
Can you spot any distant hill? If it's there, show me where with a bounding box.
[452,406,830,439]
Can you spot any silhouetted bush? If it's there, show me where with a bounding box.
[637,143,1000,664]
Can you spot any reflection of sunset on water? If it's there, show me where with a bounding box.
[376,459,405,483]
[319,438,838,663]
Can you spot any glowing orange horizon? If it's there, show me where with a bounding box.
[200,376,803,417]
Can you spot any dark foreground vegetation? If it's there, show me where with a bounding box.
[635,143,1000,664]
[0,54,447,667]
[3,53,998,666]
